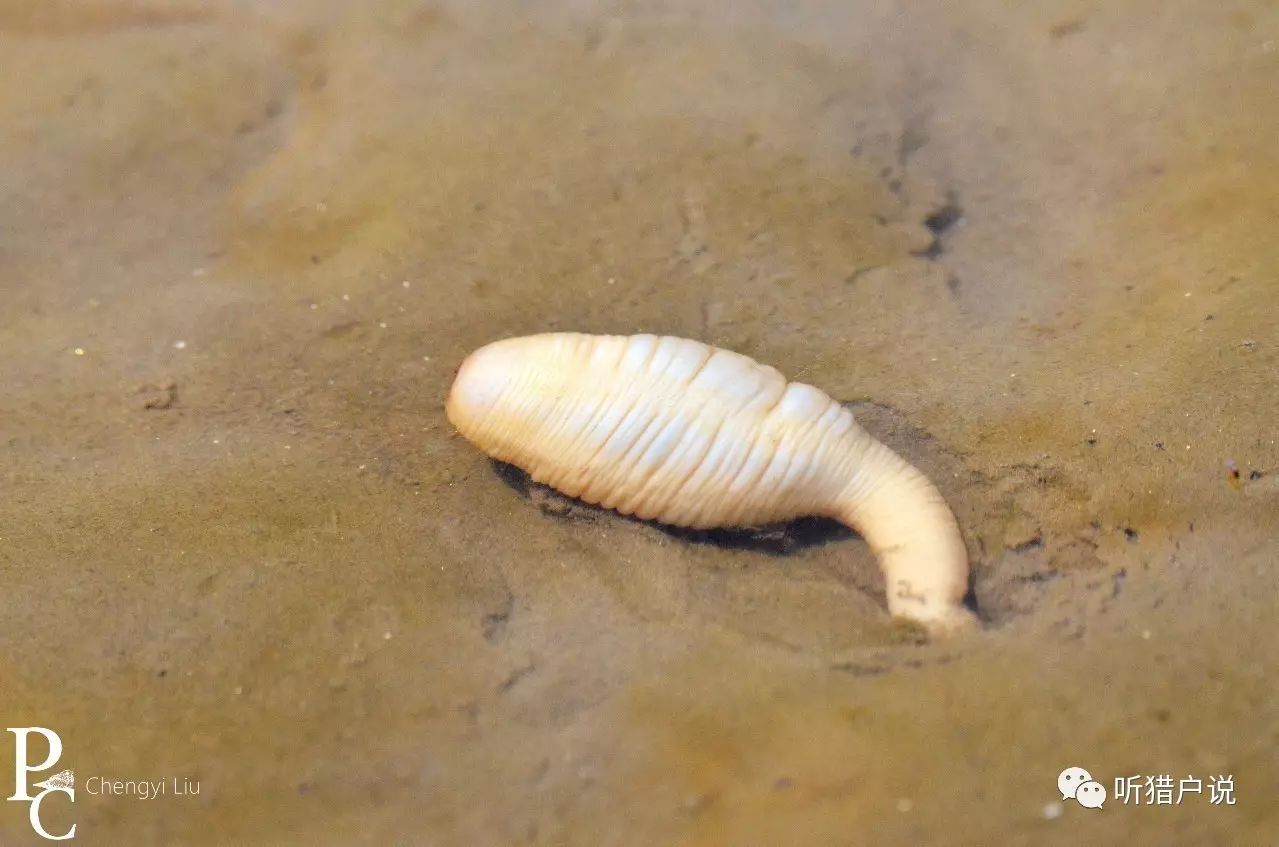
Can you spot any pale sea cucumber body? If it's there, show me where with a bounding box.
[448,332,975,634]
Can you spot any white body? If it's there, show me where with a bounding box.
[447,333,975,634]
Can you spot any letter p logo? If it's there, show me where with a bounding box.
[7,728,75,840]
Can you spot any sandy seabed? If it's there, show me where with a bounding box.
[2,1,1277,844]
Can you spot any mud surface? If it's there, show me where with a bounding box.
[2,1,1277,844]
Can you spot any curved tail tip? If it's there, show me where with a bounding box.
[894,605,982,639]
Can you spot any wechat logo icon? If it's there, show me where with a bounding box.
[1058,765,1106,809]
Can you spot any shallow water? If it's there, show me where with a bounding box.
[2,1,1277,843]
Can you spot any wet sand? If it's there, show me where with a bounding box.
[2,1,1277,844]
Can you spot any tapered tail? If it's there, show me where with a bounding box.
[836,437,977,635]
